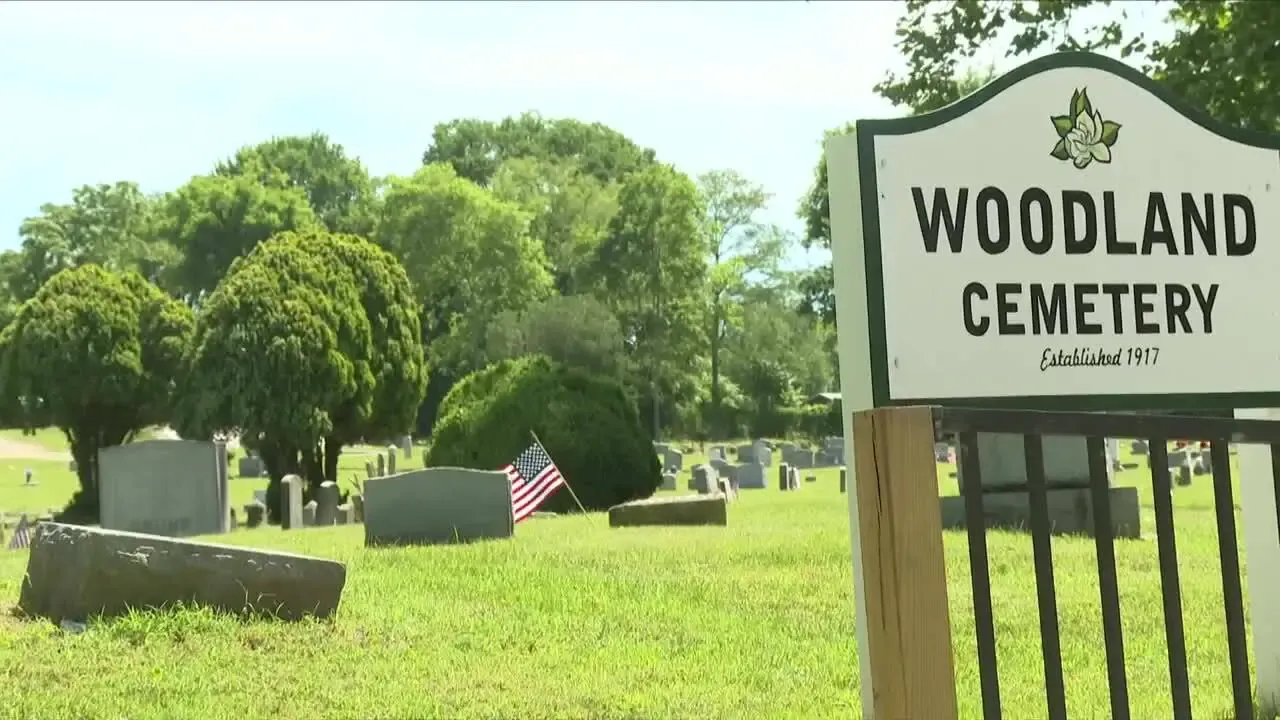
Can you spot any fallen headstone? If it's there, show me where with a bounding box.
[18,523,346,623]
[608,494,727,528]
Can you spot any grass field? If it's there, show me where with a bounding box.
[0,438,1266,718]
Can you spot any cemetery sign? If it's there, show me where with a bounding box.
[827,52,1280,411]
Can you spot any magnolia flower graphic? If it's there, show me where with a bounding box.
[1049,88,1121,169]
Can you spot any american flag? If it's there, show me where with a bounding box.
[7,516,31,550]
[502,440,566,523]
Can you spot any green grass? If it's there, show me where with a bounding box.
[0,442,1266,718]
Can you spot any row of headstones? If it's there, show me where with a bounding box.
[660,461,849,494]
[1129,439,1213,486]
[657,437,846,473]
[269,476,365,530]
[236,436,416,478]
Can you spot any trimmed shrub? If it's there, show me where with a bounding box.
[427,355,660,512]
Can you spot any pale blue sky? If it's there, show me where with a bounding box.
[0,1,1167,268]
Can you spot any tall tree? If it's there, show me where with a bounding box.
[696,170,782,437]
[490,156,619,294]
[0,265,194,521]
[376,163,554,432]
[876,1,1280,133]
[795,68,994,323]
[423,112,656,186]
[157,173,318,299]
[589,164,707,436]
[10,182,178,302]
[215,133,376,235]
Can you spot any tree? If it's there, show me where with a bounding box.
[486,295,626,378]
[696,170,782,437]
[157,173,317,299]
[795,69,994,323]
[875,1,1280,134]
[490,156,619,294]
[9,182,179,302]
[376,163,554,433]
[423,112,656,186]
[215,133,376,234]
[588,164,707,436]
[0,265,194,521]
[427,355,660,512]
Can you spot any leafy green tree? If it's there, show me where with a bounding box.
[376,163,554,432]
[215,133,376,234]
[423,112,656,186]
[157,173,317,298]
[486,295,625,378]
[0,265,193,521]
[795,69,993,323]
[8,182,179,302]
[696,170,783,437]
[588,164,707,436]
[491,156,619,294]
[876,1,1280,133]
[427,355,660,512]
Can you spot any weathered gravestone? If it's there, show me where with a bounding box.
[1131,439,1149,456]
[777,462,791,491]
[302,501,317,526]
[386,449,397,475]
[783,447,814,469]
[280,475,304,530]
[709,458,733,481]
[661,472,677,491]
[237,454,264,478]
[608,494,727,527]
[708,446,727,462]
[734,463,766,489]
[788,466,800,490]
[98,440,229,537]
[664,449,683,472]
[244,502,266,529]
[315,482,340,526]
[365,460,375,478]
[376,453,386,477]
[399,435,413,459]
[229,508,238,531]
[18,522,346,623]
[737,444,756,464]
[363,468,514,547]
[691,464,717,493]
[752,440,772,466]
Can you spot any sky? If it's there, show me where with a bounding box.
[0,1,1168,268]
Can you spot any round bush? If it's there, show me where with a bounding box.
[427,355,660,512]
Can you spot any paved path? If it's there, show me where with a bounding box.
[0,437,70,461]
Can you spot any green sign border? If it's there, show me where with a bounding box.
[854,51,1280,411]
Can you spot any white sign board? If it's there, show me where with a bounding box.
[829,52,1280,411]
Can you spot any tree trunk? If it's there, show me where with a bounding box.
[323,435,342,496]
[710,304,723,439]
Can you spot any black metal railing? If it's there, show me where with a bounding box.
[934,407,1280,720]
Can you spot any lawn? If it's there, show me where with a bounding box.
[0,440,1264,719]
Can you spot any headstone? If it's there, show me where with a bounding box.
[363,467,514,547]
[280,475,304,530]
[716,477,737,501]
[376,453,386,477]
[691,464,717,493]
[1131,439,1149,455]
[778,462,791,491]
[788,467,800,490]
[237,455,264,478]
[229,508,238,531]
[1176,465,1194,487]
[400,435,413,459]
[653,442,670,455]
[735,463,766,489]
[737,445,756,464]
[19,522,346,622]
[805,474,817,483]
[244,502,266,529]
[783,447,815,469]
[709,458,734,480]
[335,504,352,525]
[386,449,397,475]
[753,440,772,466]
[664,449,684,472]
[933,442,953,463]
[365,461,375,478]
[708,446,727,462]
[315,482,339,526]
[661,472,677,491]
[302,501,317,526]
[956,435,1116,493]
[98,440,229,537]
[608,494,727,528]
[253,489,268,506]
[839,467,847,493]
